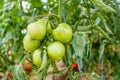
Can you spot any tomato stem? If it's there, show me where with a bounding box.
[58,0,62,23]
[62,0,66,23]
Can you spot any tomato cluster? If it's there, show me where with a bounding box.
[23,19,73,68]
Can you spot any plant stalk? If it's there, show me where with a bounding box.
[58,0,62,23]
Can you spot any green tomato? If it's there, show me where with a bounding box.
[47,41,65,60]
[23,34,40,51]
[27,19,46,40]
[52,23,73,43]
[33,49,41,67]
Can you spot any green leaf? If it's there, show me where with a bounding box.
[92,72,100,80]
[0,0,3,9]
[38,50,47,71]
[91,0,116,13]
[28,0,42,7]
[72,32,86,57]
[97,12,113,34]
[12,65,26,80]
[77,25,92,31]
[36,72,43,80]
[95,26,110,40]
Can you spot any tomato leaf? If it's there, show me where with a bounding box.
[39,50,47,71]
[77,25,92,31]
[12,65,26,80]
[95,26,110,40]
[91,0,116,13]
[28,0,42,8]
[72,32,86,58]
[97,12,113,34]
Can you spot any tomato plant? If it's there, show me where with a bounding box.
[0,0,120,80]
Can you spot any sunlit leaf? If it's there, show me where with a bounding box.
[72,32,86,57]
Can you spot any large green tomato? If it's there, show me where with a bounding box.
[33,49,41,67]
[23,34,40,51]
[47,41,65,60]
[52,23,73,43]
[27,19,47,40]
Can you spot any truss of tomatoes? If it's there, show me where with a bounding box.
[23,19,73,68]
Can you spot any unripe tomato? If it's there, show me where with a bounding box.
[52,23,73,43]
[33,49,42,67]
[27,19,46,40]
[72,64,78,70]
[23,34,40,51]
[47,41,65,60]
[23,62,32,73]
